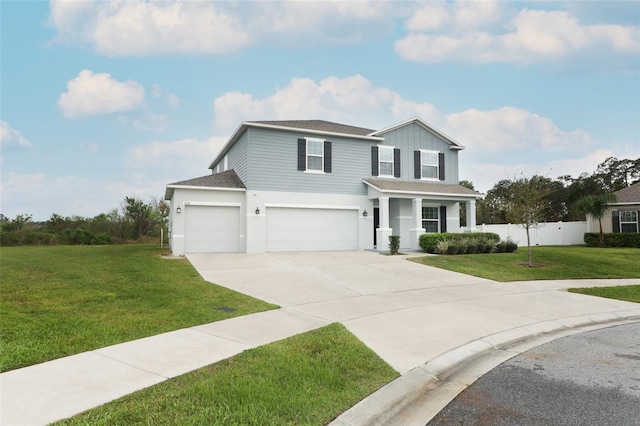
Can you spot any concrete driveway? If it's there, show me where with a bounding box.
[188,251,640,375]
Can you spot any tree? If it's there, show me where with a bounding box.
[576,193,617,247]
[505,175,552,267]
[123,197,154,240]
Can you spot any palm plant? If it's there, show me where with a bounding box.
[577,193,617,247]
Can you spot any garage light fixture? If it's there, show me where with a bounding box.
[363,210,368,217]
[176,207,182,214]
[255,207,260,215]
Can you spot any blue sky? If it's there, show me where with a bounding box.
[1,0,639,221]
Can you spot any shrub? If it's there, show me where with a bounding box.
[419,232,500,253]
[505,239,518,253]
[484,244,495,253]
[388,235,400,255]
[584,232,640,248]
[435,240,451,254]
[457,245,467,254]
[496,243,506,253]
[476,243,486,253]
[447,244,459,255]
[466,244,478,254]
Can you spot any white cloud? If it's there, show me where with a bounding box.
[396,5,640,64]
[58,70,145,117]
[213,75,441,133]
[1,121,32,148]
[48,0,395,56]
[128,137,227,176]
[444,106,592,153]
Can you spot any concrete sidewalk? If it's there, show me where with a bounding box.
[2,251,639,425]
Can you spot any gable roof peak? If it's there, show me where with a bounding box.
[370,117,465,150]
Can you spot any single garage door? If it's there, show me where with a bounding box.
[184,205,240,253]
[266,207,358,252]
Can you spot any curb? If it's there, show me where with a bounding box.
[330,310,640,426]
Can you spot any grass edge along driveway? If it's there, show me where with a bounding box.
[0,245,277,372]
[411,246,640,282]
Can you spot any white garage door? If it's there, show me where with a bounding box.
[184,205,240,253]
[266,207,358,252]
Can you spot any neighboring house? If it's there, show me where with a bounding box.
[587,182,640,234]
[164,118,483,255]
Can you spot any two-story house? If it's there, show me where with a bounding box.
[164,118,483,255]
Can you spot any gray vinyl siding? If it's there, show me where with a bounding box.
[377,122,459,184]
[227,131,248,183]
[245,128,373,195]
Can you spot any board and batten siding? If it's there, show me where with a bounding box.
[226,131,248,182]
[377,122,459,184]
[245,128,374,195]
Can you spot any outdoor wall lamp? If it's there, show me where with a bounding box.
[255,207,260,215]
[363,210,368,217]
[176,207,182,214]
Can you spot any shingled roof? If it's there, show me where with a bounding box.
[613,182,640,204]
[363,179,483,198]
[249,120,375,136]
[164,170,245,199]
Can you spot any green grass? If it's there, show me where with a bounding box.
[411,246,640,282]
[0,245,277,372]
[54,323,399,426]
[569,285,640,303]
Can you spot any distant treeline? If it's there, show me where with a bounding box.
[0,196,168,247]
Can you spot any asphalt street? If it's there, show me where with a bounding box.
[428,322,640,426]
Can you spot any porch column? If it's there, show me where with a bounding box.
[466,199,477,230]
[410,198,425,250]
[376,196,392,250]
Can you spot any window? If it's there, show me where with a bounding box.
[620,210,638,233]
[420,150,438,179]
[379,146,394,177]
[223,155,228,171]
[306,139,324,171]
[298,138,331,173]
[422,206,439,233]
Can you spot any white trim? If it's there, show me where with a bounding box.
[265,203,359,211]
[304,170,326,175]
[184,201,242,207]
[247,122,384,141]
[166,185,246,192]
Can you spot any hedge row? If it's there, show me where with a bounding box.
[0,229,111,247]
[419,232,500,253]
[584,233,640,248]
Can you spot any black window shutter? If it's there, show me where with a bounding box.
[393,148,401,178]
[298,139,306,171]
[440,206,447,233]
[371,146,379,176]
[612,211,620,233]
[414,151,421,179]
[324,141,332,173]
[438,153,445,181]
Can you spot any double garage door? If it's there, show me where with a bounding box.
[266,207,358,252]
[184,205,240,253]
[183,205,359,253]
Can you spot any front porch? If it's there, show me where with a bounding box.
[364,179,483,251]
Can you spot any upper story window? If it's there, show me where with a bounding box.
[420,150,439,180]
[306,138,324,171]
[298,138,332,173]
[371,146,400,178]
[414,150,445,181]
[379,146,394,177]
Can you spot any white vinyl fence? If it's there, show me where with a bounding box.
[470,221,588,246]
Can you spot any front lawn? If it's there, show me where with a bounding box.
[411,246,640,282]
[54,323,399,426]
[569,285,640,303]
[0,245,277,372]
